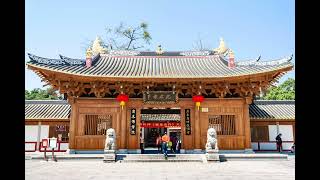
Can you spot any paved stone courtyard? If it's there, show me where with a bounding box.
[26,156,294,180]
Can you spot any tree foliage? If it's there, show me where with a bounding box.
[25,87,62,100]
[102,22,152,50]
[262,78,295,100]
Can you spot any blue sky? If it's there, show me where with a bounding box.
[25,0,295,90]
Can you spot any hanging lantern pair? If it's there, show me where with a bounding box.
[192,95,204,110]
[116,94,129,109]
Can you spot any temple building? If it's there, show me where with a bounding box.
[25,38,294,153]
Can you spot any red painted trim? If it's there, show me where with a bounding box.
[27,141,69,152]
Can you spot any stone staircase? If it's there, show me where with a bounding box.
[117,154,205,163]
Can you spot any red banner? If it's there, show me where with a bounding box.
[140,122,181,128]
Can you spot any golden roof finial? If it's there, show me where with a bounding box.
[92,36,108,55]
[156,45,164,55]
[213,37,229,55]
[86,47,93,58]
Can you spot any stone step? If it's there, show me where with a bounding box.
[121,154,203,160]
[118,154,204,163]
[119,159,203,163]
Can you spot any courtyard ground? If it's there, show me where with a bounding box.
[25,155,294,180]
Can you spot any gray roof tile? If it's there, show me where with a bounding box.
[25,100,70,120]
[26,52,293,78]
[249,100,295,120]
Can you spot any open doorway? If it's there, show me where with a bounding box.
[140,108,181,153]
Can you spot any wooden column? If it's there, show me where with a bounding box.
[243,97,252,149]
[68,97,77,150]
[120,106,127,149]
[194,107,201,149]
[36,121,41,151]
[115,108,121,149]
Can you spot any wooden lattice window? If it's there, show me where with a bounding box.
[250,126,269,141]
[85,114,112,135]
[208,115,236,135]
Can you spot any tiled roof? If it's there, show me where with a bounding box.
[26,51,293,78]
[249,100,295,120]
[25,100,71,120]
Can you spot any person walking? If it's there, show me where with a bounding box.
[156,134,162,154]
[275,133,283,152]
[161,132,170,159]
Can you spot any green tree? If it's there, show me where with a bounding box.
[263,78,295,100]
[25,87,62,100]
[84,22,152,51]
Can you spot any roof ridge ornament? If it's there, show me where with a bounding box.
[28,53,66,65]
[237,55,293,66]
[86,47,93,58]
[91,36,108,55]
[59,54,85,65]
[156,45,164,55]
[236,55,262,66]
[213,37,229,56]
[257,55,261,61]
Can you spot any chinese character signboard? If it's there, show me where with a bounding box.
[56,125,66,131]
[130,109,136,135]
[140,121,181,128]
[185,109,191,135]
[143,91,178,104]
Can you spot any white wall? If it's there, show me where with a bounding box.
[268,125,294,142]
[25,143,37,151]
[268,125,278,141]
[40,125,49,140]
[25,126,38,141]
[25,125,49,142]
[59,143,69,150]
[278,125,294,141]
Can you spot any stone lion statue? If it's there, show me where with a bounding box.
[205,128,218,150]
[105,128,116,150]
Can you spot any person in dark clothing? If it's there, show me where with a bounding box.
[156,134,162,153]
[171,136,177,153]
[275,133,283,152]
[140,133,144,154]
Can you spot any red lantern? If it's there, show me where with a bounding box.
[116,94,129,109]
[192,95,204,110]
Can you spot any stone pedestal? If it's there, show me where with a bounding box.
[206,149,220,161]
[103,150,116,162]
